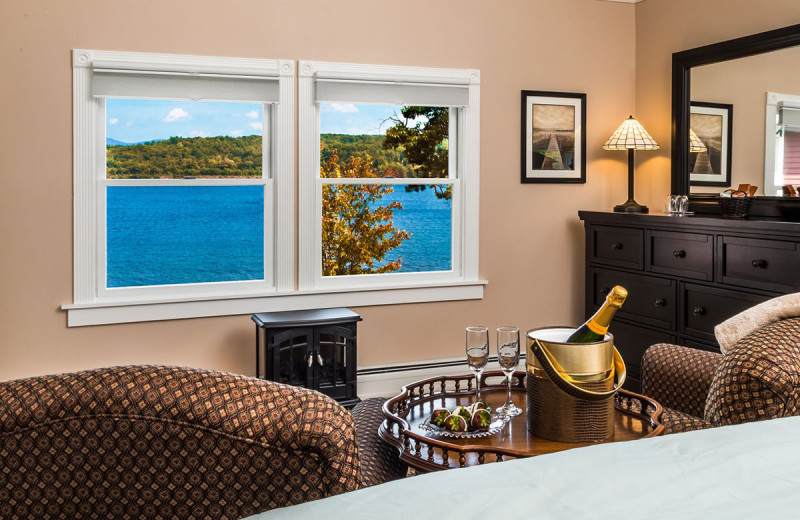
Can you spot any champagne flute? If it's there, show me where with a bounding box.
[496,326,522,417]
[465,326,489,402]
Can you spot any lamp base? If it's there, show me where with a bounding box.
[613,199,649,213]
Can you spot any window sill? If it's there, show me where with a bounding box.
[61,280,487,327]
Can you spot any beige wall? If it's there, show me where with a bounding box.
[690,46,800,193]
[0,0,636,381]
[634,0,800,206]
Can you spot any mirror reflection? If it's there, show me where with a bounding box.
[689,45,800,196]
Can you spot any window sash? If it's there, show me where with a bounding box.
[97,100,274,298]
[299,60,479,291]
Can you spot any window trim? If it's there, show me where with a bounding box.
[64,52,484,327]
[765,92,800,195]
[298,60,481,291]
[70,49,295,305]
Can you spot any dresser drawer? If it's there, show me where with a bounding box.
[609,320,676,373]
[589,225,643,270]
[591,268,676,330]
[681,284,770,343]
[647,230,713,281]
[718,236,800,293]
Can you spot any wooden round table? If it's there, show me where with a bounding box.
[379,370,664,473]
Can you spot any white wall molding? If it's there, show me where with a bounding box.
[74,49,281,76]
[275,59,295,292]
[62,281,486,327]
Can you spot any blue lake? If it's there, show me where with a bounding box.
[107,185,451,288]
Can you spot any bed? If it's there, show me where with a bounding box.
[250,415,800,519]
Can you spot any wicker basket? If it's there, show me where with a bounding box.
[718,195,752,219]
[526,327,626,443]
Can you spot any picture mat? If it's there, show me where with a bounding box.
[524,96,583,180]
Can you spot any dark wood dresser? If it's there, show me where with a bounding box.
[579,211,800,392]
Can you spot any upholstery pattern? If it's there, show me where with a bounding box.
[641,343,721,419]
[705,317,800,426]
[0,365,361,519]
[350,398,407,488]
[660,406,712,434]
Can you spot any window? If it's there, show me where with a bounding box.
[66,53,482,326]
[68,50,293,320]
[298,61,481,291]
[765,92,800,195]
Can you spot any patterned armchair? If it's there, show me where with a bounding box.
[641,316,800,434]
[0,366,361,520]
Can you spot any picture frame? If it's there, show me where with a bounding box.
[520,90,586,184]
[689,101,733,187]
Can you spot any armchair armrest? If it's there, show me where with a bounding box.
[641,344,722,419]
[0,365,361,518]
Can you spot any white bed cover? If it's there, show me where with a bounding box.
[251,415,800,520]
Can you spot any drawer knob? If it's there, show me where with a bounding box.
[752,259,767,269]
[611,242,623,250]
[673,249,686,258]
[692,306,706,317]
[654,298,666,307]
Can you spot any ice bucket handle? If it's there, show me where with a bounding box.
[530,338,627,401]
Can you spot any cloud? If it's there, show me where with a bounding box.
[244,110,260,119]
[325,103,359,114]
[108,118,119,125]
[164,108,189,122]
[230,130,243,136]
[249,122,263,131]
[189,130,207,137]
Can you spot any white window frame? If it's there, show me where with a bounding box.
[298,61,481,291]
[765,92,800,195]
[65,50,294,321]
[63,53,484,327]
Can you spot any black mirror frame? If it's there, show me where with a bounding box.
[672,23,800,218]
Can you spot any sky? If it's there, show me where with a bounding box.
[106,99,263,143]
[106,100,422,143]
[320,103,403,135]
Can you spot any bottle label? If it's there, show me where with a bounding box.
[586,320,607,336]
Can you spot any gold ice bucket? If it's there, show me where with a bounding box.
[526,327,626,443]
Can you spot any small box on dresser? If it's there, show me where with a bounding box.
[580,211,800,392]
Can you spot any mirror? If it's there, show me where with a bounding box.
[671,24,800,217]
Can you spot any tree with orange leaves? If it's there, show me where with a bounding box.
[321,149,410,276]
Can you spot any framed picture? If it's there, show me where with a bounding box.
[689,101,733,187]
[521,90,586,183]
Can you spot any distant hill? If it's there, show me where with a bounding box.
[321,134,413,177]
[107,137,166,146]
[106,135,262,178]
[105,134,413,179]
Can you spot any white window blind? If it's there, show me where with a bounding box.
[778,103,800,128]
[315,78,469,107]
[92,69,280,102]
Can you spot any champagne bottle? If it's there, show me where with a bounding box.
[566,285,628,343]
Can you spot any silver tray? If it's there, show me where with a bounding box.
[418,414,508,439]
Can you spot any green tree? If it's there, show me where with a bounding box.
[383,106,451,199]
[321,149,410,276]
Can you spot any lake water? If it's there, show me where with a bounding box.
[107,185,451,287]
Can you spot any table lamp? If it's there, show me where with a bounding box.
[689,129,707,153]
[603,115,659,213]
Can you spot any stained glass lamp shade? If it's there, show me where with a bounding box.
[603,116,660,213]
[689,129,707,153]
